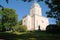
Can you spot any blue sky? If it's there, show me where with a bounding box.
[0,0,56,24]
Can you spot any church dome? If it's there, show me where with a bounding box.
[31,2,41,8]
[30,1,42,16]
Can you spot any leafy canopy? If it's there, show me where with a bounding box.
[0,8,18,28]
[45,0,60,25]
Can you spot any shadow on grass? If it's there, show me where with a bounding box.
[0,31,60,40]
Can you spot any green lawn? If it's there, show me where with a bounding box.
[0,31,60,40]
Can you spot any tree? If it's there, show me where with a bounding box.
[13,20,27,32]
[44,0,60,25]
[19,20,22,25]
[46,24,60,34]
[0,8,18,31]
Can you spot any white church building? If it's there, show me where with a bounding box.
[22,1,49,31]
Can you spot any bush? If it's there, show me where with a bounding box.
[14,24,27,32]
[46,24,60,33]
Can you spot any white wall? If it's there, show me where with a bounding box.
[23,14,49,31]
[23,15,33,30]
[34,15,49,30]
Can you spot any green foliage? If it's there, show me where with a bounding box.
[18,20,22,25]
[46,24,60,34]
[13,20,27,32]
[14,24,27,32]
[45,0,60,25]
[4,23,9,28]
[0,8,18,31]
[0,31,60,40]
[0,22,2,31]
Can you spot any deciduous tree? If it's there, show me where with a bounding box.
[0,8,18,31]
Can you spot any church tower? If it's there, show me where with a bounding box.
[30,1,43,30]
[30,0,49,30]
[30,0,42,16]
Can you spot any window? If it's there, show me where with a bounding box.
[42,20,44,23]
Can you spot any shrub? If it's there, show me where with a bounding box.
[14,24,27,32]
[46,24,60,33]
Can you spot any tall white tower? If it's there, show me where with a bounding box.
[30,0,42,16]
[30,0,43,30]
[30,0,49,30]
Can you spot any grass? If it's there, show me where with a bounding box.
[0,31,60,40]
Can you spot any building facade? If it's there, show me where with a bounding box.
[22,2,49,31]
